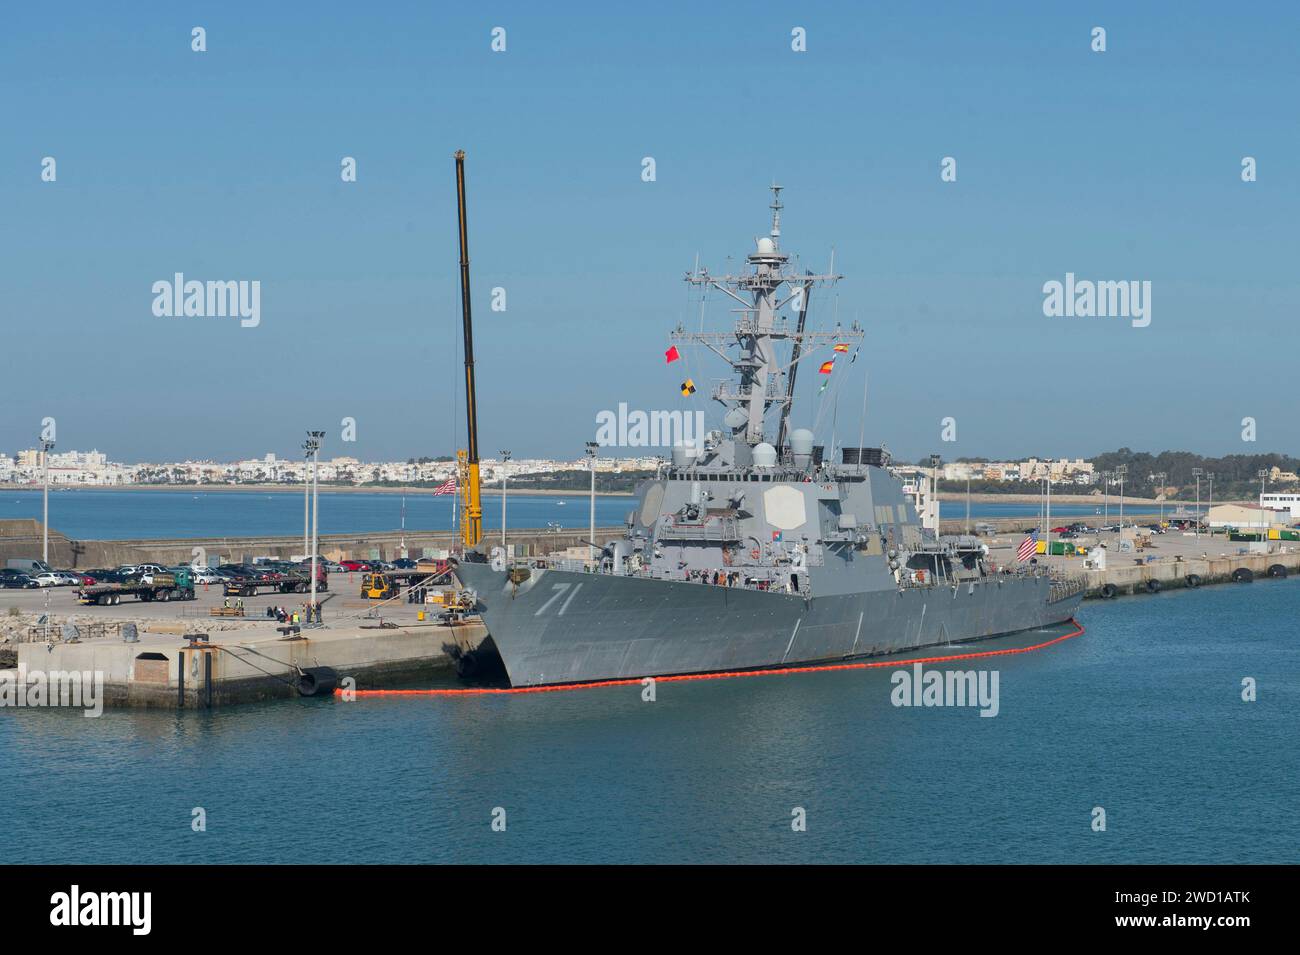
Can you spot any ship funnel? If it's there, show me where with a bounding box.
[789,428,814,470]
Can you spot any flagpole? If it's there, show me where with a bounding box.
[1045,474,1051,571]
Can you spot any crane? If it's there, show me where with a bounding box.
[454,150,483,549]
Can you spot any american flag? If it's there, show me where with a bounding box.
[1016,530,1039,562]
[432,477,457,496]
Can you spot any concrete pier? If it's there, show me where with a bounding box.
[10,618,488,708]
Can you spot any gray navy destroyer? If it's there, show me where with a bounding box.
[456,187,1085,686]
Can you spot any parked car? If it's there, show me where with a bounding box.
[191,567,223,585]
[132,563,170,583]
[5,558,53,574]
[32,572,68,588]
[295,558,339,574]
[339,559,371,572]
[0,574,40,589]
[78,568,113,586]
[973,522,997,536]
[391,558,418,569]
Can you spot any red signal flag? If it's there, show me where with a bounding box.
[665,346,681,363]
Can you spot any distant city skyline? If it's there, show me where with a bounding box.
[5,4,1298,461]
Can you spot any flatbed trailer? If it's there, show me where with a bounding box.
[360,567,454,599]
[77,580,196,606]
[223,572,329,597]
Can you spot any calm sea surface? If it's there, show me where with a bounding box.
[0,488,1112,540]
[1,580,1294,863]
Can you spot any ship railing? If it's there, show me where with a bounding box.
[1048,574,1088,603]
[897,566,1050,591]
[526,554,812,595]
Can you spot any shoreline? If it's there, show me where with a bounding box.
[0,483,635,498]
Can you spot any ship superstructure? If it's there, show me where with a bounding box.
[454,188,1084,686]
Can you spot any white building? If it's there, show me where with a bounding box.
[1207,503,1289,530]
[1260,493,1300,520]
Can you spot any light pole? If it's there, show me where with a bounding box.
[500,450,511,555]
[1101,469,1111,529]
[301,439,312,559]
[40,437,54,566]
[1192,467,1202,539]
[1149,471,1166,526]
[1207,471,1215,538]
[929,454,941,534]
[1257,469,1268,529]
[1115,464,1127,532]
[585,442,598,562]
[306,430,324,621]
[965,472,971,535]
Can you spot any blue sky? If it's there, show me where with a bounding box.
[2,1,1297,463]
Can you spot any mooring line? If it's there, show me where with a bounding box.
[336,619,1086,698]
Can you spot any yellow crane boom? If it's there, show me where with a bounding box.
[454,150,483,549]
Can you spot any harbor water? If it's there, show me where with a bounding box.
[0,488,1109,540]
[1,578,1293,863]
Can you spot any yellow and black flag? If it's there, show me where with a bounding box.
[680,378,696,396]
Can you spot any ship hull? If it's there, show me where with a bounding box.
[455,563,1084,687]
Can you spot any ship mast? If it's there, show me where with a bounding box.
[676,185,857,447]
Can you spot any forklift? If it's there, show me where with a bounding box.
[360,573,400,600]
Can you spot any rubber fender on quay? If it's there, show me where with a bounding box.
[297,666,339,697]
[1231,567,1254,583]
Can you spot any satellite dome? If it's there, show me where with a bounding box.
[752,442,778,468]
[756,237,776,254]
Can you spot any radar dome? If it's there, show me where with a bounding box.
[752,442,778,468]
[671,441,698,467]
[756,237,776,254]
[789,428,814,469]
